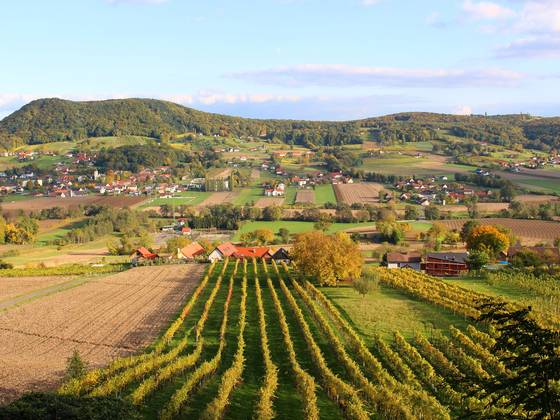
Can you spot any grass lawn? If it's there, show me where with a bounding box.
[139,191,210,208]
[314,184,336,205]
[320,283,470,342]
[36,219,87,245]
[233,220,377,241]
[233,187,262,206]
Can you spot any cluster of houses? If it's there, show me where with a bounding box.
[500,154,560,172]
[396,176,494,206]
[132,242,290,265]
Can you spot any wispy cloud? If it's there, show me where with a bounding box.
[462,0,515,20]
[229,64,524,88]
[496,35,560,58]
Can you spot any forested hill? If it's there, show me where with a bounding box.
[1,98,559,151]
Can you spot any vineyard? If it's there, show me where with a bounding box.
[57,262,543,419]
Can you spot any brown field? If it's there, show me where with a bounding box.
[0,264,204,404]
[334,183,383,205]
[295,190,315,204]
[438,203,510,214]
[198,191,239,207]
[440,218,560,243]
[515,194,560,203]
[254,197,285,208]
[1,195,146,215]
[250,169,261,180]
[0,276,76,303]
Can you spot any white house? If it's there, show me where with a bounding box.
[386,252,422,271]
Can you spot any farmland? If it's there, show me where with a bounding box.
[314,184,337,205]
[334,183,384,205]
[53,259,543,419]
[440,218,560,243]
[1,195,146,214]
[295,190,314,204]
[0,275,76,304]
[254,197,285,208]
[0,264,205,405]
[197,192,239,207]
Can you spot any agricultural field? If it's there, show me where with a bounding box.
[440,218,560,243]
[254,197,285,208]
[232,187,262,206]
[295,190,314,204]
[197,192,239,207]
[1,195,146,214]
[52,259,541,419]
[0,264,205,405]
[359,153,476,177]
[233,220,377,241]
[0,275,76,304]
[334,183,384,205]
[314,184,337,205]
[139,192,211,209]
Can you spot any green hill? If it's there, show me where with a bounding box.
[1,98,559,152]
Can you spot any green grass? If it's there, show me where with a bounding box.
[514,178,560,194]
[36,219,87,245]
[284,186,297,205]
[233,187,263,206]
[314,184,336,205]
[233,220,376,241]
[320,283,470,342]
[139,192,211,208]
[442,276,534,302]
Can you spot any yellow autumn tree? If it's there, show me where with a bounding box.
[466,225,510,260]
[291,231,363,286]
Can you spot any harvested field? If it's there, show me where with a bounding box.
[250,168,260,180]
[440,218,560,242]
[295,190,315,204]
[0,264,205,404]
[254,197,285,208]
[0,276,76,303]
[515,194,560,203]
[334,182,383,205]
[197,191,239,207]
[438,203,510,214]
[1,195,146,215]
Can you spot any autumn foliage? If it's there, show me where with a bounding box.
[466,225,510,259]
[291,231,363,286]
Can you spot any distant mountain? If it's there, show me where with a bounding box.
[0,98,559,152]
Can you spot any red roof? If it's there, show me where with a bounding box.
[216,242,238,257]
[135,247,158,259]
[233,247,271,259]
[180,242,205,258]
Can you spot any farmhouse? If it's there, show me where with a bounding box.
[208,242,238,262]
[423,252,469,277]
[385,252,422,270]
[132,247,159,264]
[271,247,290,263]
[176,242,206,260]
[232,247,272,260]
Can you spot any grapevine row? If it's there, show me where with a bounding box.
[201,259,248,419]
[160,260,239,420]
[275,272,370,420]
[266,275,319,420]
[254,259,279,420]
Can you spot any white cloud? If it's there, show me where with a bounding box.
[514,0,560,33]
[496,35,560,58]
[462,0,515,20]
[229,64,524,88]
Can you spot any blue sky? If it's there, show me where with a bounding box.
[1,0,559,120]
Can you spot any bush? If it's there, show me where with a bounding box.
[0,393,141,420]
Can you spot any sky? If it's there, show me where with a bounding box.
[1,0,559,120]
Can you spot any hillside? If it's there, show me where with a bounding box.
[1,98,559,151]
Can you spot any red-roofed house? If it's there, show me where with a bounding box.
[177,242,206,260]
[132,247,159,263]
[208,242,238,262]
[233,247,272,260]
